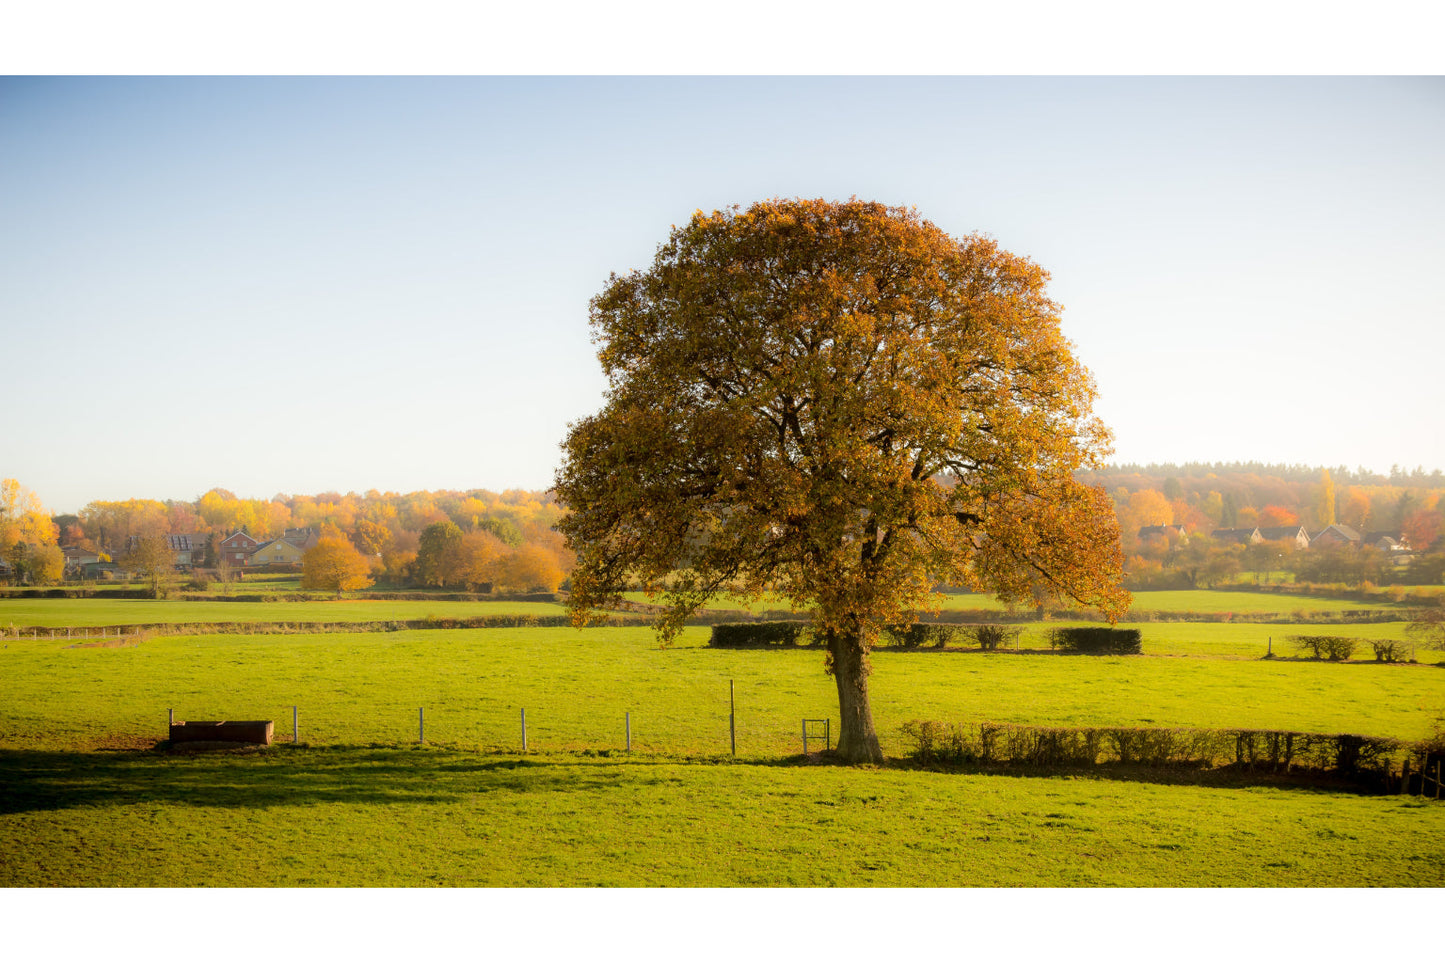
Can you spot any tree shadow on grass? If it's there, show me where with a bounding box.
[0,747,639,816]
[2,743,1394,818]
[873,756,1398,796]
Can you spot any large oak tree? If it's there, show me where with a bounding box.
[555,199,1129,763]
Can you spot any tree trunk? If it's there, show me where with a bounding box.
[828,629,884,764]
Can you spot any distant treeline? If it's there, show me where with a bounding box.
[18,485,574,593]
[1077,464,1445,591]
[1094,461,1445,488]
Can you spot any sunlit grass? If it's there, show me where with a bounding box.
[0,597,568,629]
[3,625,1441,755]
[622,588,1403,616]
[5,612,1443,889]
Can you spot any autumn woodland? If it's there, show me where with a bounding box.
[4,462,1443,601]
[0,481,573,596]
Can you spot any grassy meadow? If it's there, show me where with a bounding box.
[624,588,1406,616]
[3,588,1443,887]
[5,747,1442,887]
[3,624,1443,753]
[0,596,567,629]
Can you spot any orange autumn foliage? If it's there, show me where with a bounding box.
[556,198,1127,763]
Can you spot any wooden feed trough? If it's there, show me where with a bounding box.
[169,720,273,746]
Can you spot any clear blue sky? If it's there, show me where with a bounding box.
[4,75,1443,513]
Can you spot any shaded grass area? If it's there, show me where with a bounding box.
[3,746,1441,887]
[3,626,1442,754]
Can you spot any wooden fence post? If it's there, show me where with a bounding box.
[521,708,527,751]
[730,680,736,757]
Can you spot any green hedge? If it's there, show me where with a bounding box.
[1367,639,1412,663]
[884,624,965,648]
[1048,627,1142,654]
[898,719,1410,791]
[1290,635,1359,661]
[710,621,1026,650]
[973,624,1022,650]
[708,621,814,647]
[880,623,1022,649]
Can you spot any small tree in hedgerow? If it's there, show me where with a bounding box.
[554,198,1130,764]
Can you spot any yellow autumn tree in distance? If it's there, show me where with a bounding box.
[27,544,65,585]
[301,536,375,597]
[556,198,1129,764]
[1,478,58,552]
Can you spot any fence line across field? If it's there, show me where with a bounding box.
[154,701,1445,798]
[163,688,832,757]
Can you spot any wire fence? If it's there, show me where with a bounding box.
[159,693,836,758]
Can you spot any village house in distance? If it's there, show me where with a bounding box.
[1196,522,1413,558]
[80,527,324,581]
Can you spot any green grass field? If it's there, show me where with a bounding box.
[4,625,1441,753]
[1029,620,1421,659]
[4,747,1441,887]
[624,588,1404,616]
[0,597,568,629]
[4,588,1442,887]
[0,587,1406,633]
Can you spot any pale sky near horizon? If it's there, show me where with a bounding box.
[4,75,1444,514]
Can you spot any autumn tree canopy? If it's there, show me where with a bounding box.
[123,533,176,598]
[555,198,1128,763]
[27,544,64,585]
[1,479,58,552]
[301,536,375,597]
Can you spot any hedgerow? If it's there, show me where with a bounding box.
[708,621,814,647]
[883,624,966,648]
[898,719,1411,791]
[1048,627,1143,654]
[1290,635,1358,661]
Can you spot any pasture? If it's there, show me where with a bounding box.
[3,588,1442,887]
[624,588,1406,616]
[0,597,567,629]
[3,625,1443,753]
[4,747,1442,887]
